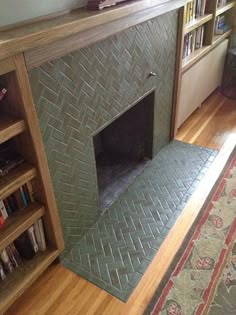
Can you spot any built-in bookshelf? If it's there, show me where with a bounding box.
[0,56,64,315]
[181,0,235,71]
[173,0,235,133]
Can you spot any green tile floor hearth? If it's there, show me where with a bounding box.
[62,141,218,301]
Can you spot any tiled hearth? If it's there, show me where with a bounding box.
[63,141,217,300]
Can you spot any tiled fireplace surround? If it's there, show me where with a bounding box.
[29,10,178,256]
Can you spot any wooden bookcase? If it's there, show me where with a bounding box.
[173,0,235,132]
[0,55,64,315]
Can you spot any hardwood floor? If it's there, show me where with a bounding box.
[5,89,236,315]
[176,89,236,150]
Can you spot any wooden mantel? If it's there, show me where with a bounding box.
[0,0,184,68]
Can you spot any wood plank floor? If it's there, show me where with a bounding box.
[5,89,236,315]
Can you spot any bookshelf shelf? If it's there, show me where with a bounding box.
[0,115,26,144]
[216,1,235,16]
[0,203,45,252]
[182,29,233,73]
[213,28,232,43]
[0,163,37,200]
[184,14,213,34]
[182,45,210,72]
[0,248,59,315]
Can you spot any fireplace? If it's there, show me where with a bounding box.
[29,10,178,251]
[93,92,154,210]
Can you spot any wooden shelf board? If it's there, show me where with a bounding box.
[184,14,213,34]
[182,29,232,73]
[0,116,26,144]
[0,248,59,315]
[216,1,235,16]
[213,28,233,44]
[0,163,37,200]
[182,45,211,72]
[0,203,45,252]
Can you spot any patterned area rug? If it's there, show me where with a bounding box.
[149,152,236,315]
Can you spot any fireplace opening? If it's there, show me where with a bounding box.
[93,92,155,210]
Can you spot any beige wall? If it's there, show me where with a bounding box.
[0,0,87,27]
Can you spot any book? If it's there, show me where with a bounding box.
[0,249,14,273]
[0,200,8,220]
[3,199,12,215]
[0,143,24,177]
[27,226,39,253]
[6,245,19,268]
[0,262,6,280]
[34,219,46,251]
[14,188,26,209]
[0,211,5,228]
[26,182,34,203]
[9,243,22,266]
[200,0,206,16]
[0,200,8,228]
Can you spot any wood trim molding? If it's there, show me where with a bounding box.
[25,0,184,69]
[0,0,185,63]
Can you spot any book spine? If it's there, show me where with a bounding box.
[26,182,35,203]
[0,262,6,280]
[6,246,19,268]
[0,200,8,220]
[34,219,46,251]
[27,226,39,253]
[0,249,14,273]
[20,186,28,207]
[9,243,22,265]
[3,199,12,215]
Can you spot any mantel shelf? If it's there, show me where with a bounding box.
[0,0,185,62]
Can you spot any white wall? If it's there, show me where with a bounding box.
[0,0,87,27]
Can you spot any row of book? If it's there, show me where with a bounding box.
[0,183,33,228]
[183,26,205,59]
[185,0,207,24]
[217,0,228,7]
[0,220,46,280]
[215,15,230,35]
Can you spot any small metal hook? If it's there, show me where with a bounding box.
[149,72,157,77]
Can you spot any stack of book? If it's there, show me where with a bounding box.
[0,220,46,280]
[217,0,227,7]
[185,0,207,24]
[183,26,205,59]
[215,15,230,34]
